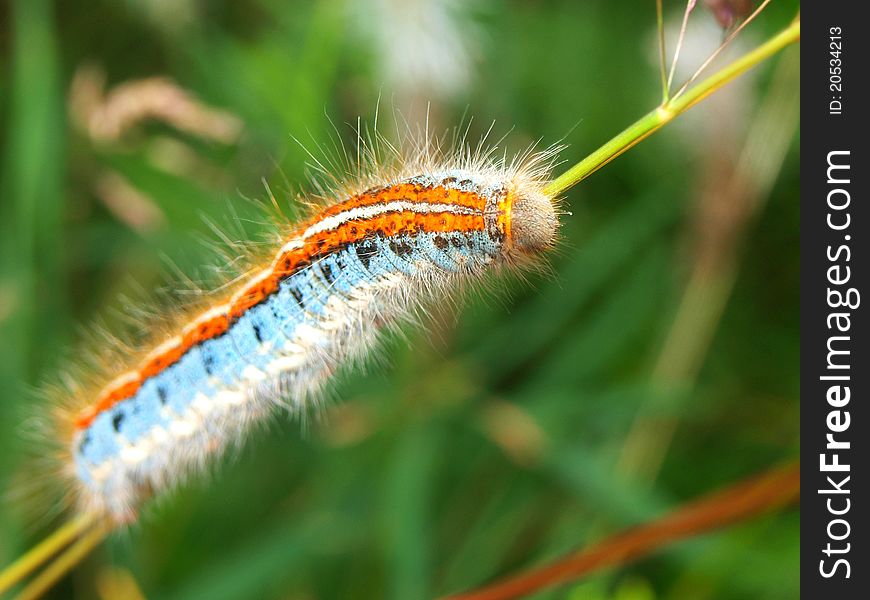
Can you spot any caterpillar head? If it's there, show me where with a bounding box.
[506,185,559,255]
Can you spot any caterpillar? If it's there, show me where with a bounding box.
[0,1,798,595]
[49,134,562,522]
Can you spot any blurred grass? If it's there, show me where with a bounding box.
[0,1,799,599]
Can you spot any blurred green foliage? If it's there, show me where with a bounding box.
[1,1,799,598]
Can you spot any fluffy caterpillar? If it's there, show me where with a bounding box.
[53,133,562,521]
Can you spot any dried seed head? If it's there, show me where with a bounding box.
[704,0,754,30]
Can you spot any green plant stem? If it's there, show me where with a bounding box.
[544,16,801,198]
[13,519,112,600]
[656,0,668,103]
[0,514,98,595]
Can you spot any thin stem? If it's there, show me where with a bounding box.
[441,461,799,600]
[656,0,669,102]
[672,0,774,101]
[0,513,99,596]
[13,519,113,600]
[617,47,801,483]
[666,1,697,93]
[544,15,800,198]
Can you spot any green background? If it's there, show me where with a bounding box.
[0,1,799,598]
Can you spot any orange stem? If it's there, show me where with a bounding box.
[442,461,799,600]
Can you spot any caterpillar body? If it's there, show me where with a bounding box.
[56,142,561,522]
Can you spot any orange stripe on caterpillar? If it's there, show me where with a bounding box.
[74,193,490,430]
